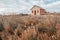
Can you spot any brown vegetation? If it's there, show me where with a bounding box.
[0,15,60,40]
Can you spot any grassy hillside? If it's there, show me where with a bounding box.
[0,15,60,40]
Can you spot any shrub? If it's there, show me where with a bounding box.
[0,36,2,40]
[38,27,47,33]
[9,23,18,31]
[8,30,14,35]
[9,23,18,35]
[17,30,22,38]
[0,23,4,32]
[28,35,36,40]
[21,25,28,30]
[47,27,56,36]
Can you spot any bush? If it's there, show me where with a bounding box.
[17,30,22,38]
[38,27,47,33]
[21,26,27,30]
[47,27,56,36]
[28,35,36,40]
[0,36,2,40]
[8,30,14,35]
[9,23,18,31]
[9,23,18,35]
[0,23,4,32]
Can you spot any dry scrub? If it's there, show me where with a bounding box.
[0,15,60,40]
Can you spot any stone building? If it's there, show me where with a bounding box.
[31,5,46,15]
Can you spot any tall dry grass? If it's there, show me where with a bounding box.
[0,15,60,40]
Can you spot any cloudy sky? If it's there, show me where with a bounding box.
[0,0,60,15]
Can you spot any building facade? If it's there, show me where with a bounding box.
[31,5,46,15]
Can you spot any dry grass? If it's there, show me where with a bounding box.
[0,14,60,40]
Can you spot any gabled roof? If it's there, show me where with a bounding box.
[30,5,43,10]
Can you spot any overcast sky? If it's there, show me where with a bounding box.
[0,0,60,15]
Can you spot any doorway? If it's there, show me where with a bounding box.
[34,10,36,15]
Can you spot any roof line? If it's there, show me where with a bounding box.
[30,5,43,10]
